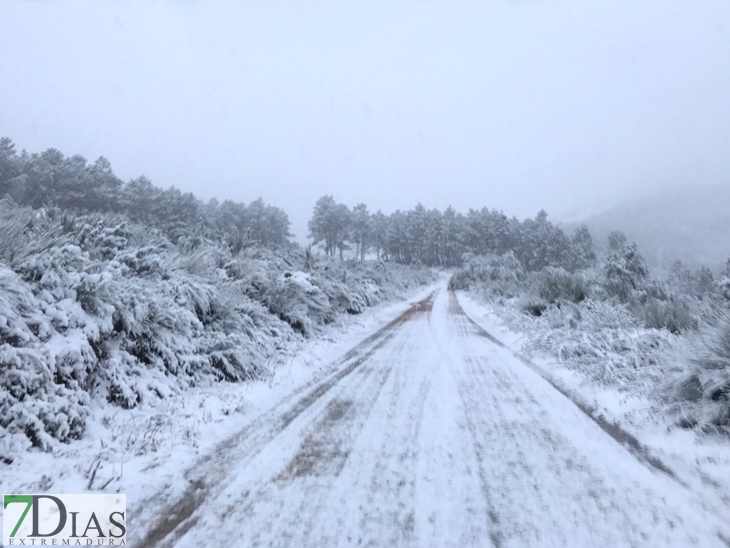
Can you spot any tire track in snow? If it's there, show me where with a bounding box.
[249,297,435,548]
[134,292,435,547]
[451,351,623,546]
[445,295,506,547]
[353,334,434,548]
[237,333,412,548]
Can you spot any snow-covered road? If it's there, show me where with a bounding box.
[135,287,729,547]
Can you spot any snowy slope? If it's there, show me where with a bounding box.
[571,184,730,270]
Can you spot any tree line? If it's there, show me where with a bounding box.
[0,137,291,249]
[0,136,661,277]
[308,195,597,272]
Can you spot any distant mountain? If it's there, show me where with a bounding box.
[570,185,730,272]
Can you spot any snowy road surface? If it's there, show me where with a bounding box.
[135,288,729,547]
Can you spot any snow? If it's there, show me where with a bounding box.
[114,284,729,547]
[2,198,729,545]
[4,279,730,546]
[0,281,441,543]
[457,289,730,536]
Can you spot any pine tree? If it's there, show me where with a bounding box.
[351,203,371,260]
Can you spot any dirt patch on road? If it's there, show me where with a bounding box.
[324,397,352,422]
[277,398,355,480]
[334,292,435,364]
[412,295,434,313]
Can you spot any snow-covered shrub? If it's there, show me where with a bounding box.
[448,252,525,296]
[74,216,131,260]
[0,265,41,345]
[632,295,697,334]
[259,254,435,334]
[624,280,700,334]
[495,296,672,388]
[717,275,730,301]
[222,249,435,334]
[0,198,41,264]
[266,271,334,334]
[660,312,730,433]
[0,201,436,453]
[537,267,590,304]
[0,266,91,450]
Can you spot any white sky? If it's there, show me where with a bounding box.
[1,0,729,240]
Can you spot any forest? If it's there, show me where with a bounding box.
[308,195,596,271]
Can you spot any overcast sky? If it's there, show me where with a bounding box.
[1,0,729,240]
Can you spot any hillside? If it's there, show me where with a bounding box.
[574,185,730,271]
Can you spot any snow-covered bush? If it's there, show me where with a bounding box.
[0,199,42,263]
[0,202,436,453]
[660,312,730,433]
[448,252,525,295]
[620,278,703,334]
[0,265,91,454]
[537,267,590,304]
[717,275,730,301]
[514,299,671,387]
[266,271,334,334]
[453,229,727,434]
[224,248,435,334]
[631,295,697,334]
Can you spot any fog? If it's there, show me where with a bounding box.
[1,0,729,241]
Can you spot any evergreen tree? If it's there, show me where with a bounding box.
[308,196,351,258]
[608,230,628,252]
[604,242,649,302]
[351,203,371,260]
[371,210,389,260]
[570,225,597,271]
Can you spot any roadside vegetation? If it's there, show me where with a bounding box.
[450,241,730,435]
[0,138,436,460]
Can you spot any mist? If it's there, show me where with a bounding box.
[1,0,729,241]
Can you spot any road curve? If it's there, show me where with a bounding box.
[134,288,729,548]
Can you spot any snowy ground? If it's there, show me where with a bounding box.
[458,291,730,540]
[0,282,440,546]
[117,283,729,547]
